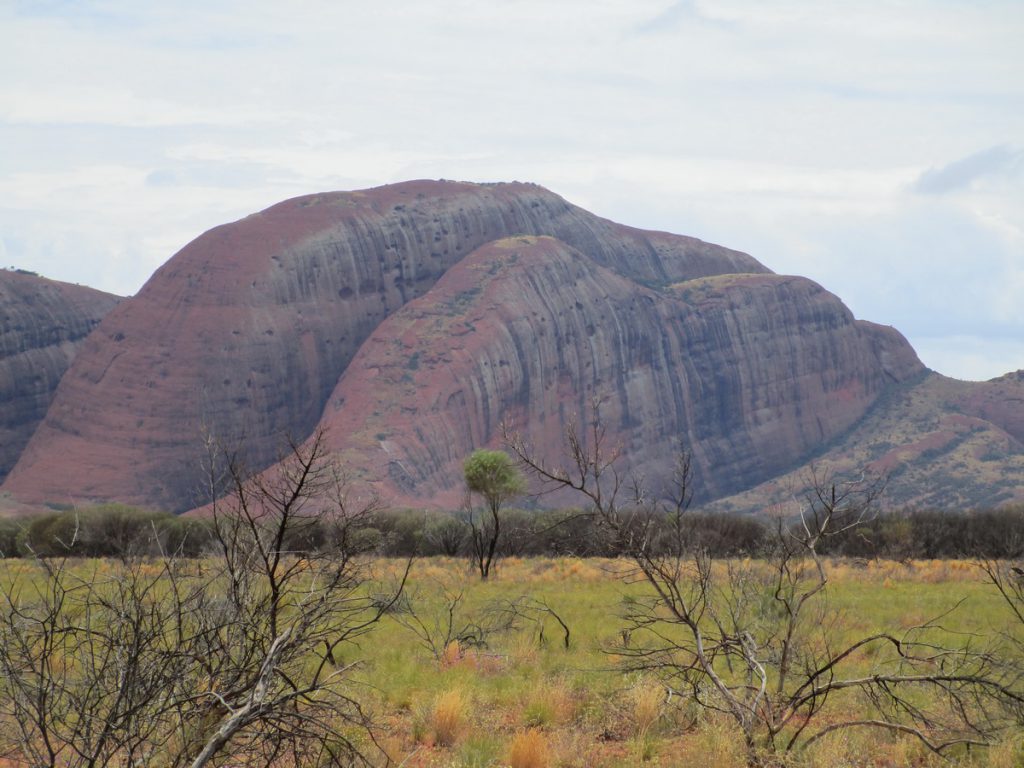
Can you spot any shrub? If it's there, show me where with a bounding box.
[369,508,429,555]
[0,428,399,766]
[0,517,26,557]
[24,511,80,556]
[422,514,469,555]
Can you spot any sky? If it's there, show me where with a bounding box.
[1,0,1022,381]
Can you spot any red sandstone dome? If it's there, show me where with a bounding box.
[3,180,1021,514]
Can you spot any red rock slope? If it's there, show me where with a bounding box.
[704,370,1024,514]
[301,236,923,508]
[3,181,767,511]
[0,270,120,482]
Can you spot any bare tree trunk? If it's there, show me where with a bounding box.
[188,629,291,768]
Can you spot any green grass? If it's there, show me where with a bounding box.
[1,555,1020,767]
[350,557,1021,767]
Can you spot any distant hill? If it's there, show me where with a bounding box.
[1,181,1019,513]
[0,270,120,483]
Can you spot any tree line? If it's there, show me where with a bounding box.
[3,500,1022,561]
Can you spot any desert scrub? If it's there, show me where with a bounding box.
[4,555,1020,767]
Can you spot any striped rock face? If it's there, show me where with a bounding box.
[3,181,929,513]
[0,270,120,484]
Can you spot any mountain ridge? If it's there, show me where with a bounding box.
[1,180,1019,514]
[2,181,767,511]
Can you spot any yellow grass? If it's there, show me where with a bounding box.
[428,688,468,747]
[676,716,748,768]
[506,728,551,768]
[631,681,663,730]
[521,678,576,728]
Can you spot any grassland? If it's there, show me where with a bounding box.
[350,557,1022,767]
[1,555,1021,767]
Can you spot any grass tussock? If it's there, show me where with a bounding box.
[629,679,664,739]
[677,716,748,768]
[522,679,577,728]
[986,736,1024,768]
[425,688,469,747]
[507,727,552,768]
[439,639,462,669]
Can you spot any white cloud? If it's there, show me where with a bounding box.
[914,145,1024,195]
[1,86,298,128]
[0,0,1022,378]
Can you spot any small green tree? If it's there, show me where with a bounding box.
[463,449,525,580]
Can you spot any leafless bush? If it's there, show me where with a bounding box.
[0,428,405,767]
[492,595,572,650]
[980,559,1024,723]
[506,403,1021,764]
[389,579,490,663]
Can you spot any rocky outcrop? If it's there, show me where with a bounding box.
[705,372,1024,514]
[3,181,766,512]
[306,236,924,508]
[0,270,120,482]
[955,370,1024,446]
[10,179,1023,514]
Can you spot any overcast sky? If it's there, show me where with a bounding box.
[2,0,1022,381]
